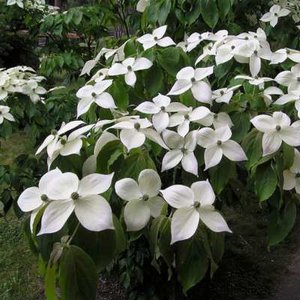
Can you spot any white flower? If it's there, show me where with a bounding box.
[275,64,300,93]
[235,75,273,89]
[0,105,15,124]
[137,25,175,50]
[108,118,168,151]
[212,112,233,129]
[263,86,283,106]
[283,149,300,193]
[197,126,247,169]
[161,180,231,244]
[115,169,164,231]
[168,106,213,136]
[135,94,188,132]
[274,91,300,117]
[17,169,62,231]
[168,66,213,103]
[108,57,152,87]
[38,171,114,235]
[136,0,150,12]
[212,85,241,104]
[162,130,198,176]
[76,80,116,117]
[260,5,290,27]
[22,82,47,103]
[251,112,300,156]
[47,124,94,167]
[271,48,300,64]
[36,120,85,157]
[195,42,217,65]
[7,0,24,8]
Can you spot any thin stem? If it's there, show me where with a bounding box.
[67,222,80,245]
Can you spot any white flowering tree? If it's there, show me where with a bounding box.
[5,0,300,298]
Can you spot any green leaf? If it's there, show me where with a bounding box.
[109,81,129,111]
[282,143,294,170]
[117,149,156,180]
[157,47,181,76]
[231,111,251,142]
[176,231,209,293]
[209,158,236,194]
[268,201,297,246]
[200,0,219,28]
[158,0,172,25]
[217,0,231,20]
[242,129,263,169]
[59,245,97,300]
[45,263,57,300]
[144,63,164,97]
[255,163,278,201]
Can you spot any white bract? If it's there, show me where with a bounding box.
[161,180,231,244]
[274,91,300,117]
[168,106,212,136]
[271,48,300,64]
[212,85,241,104]
[108,118,168,151]
[260,5,290,27]
[275,64,300,93]
[108,57,152,87]
[135,94,188,133]
[36,120,85,157]
[162,130,198,176]
[168,66,213,103]
[38,171,114,234]
[137,25,175,50]
[17,169,62,231]
[6,0,24,8]
[76,80,116,117]
[197,126,247,170]
[283,149,300,193]
[0,105,15,124]
[115,169,164,231]
[251,112,300,156]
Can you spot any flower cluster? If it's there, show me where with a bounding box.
[18,18,300,247]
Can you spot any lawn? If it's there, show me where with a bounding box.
[0,131,43,300]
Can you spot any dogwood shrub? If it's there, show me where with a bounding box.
[16,2,300,298]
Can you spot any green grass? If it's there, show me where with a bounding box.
[0,213,43,300]
[0,131,43,299]
[0,131,35,166]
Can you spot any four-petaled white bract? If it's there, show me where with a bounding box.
[0,105,15,124]
[168,66,213,103]
[108,57,152,87]
[115,169,164,231]
[21,170,115,235]
[260,5,290,27]
[197,126,247,170]
[251,112,300,156]
[137,25,175,50]
[161,180,231,244]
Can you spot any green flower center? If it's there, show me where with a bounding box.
[161,106,166,112]
[276,125,281,131]
[127,66,133,72]
[71,192,79,200]
[41,194,48,201]
[184,114,190,120]
[134,123,141,130]
[194,202,200,208]
[191,77,196,83]
[217,140,222,146]
[220,90,225,95]
[142,194,149,201]
[61,139,67,145]
[92,92,97,97]
[51,129,58,135]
